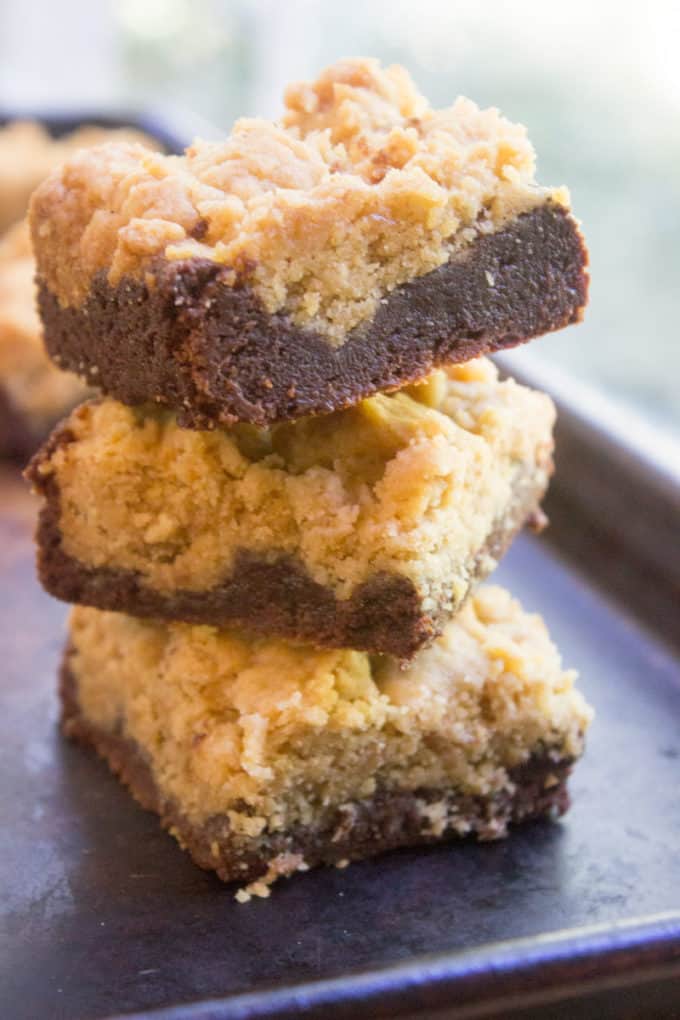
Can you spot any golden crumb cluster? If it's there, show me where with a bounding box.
[30,58,568,342]
[68,585,592,834]
[34,358,554,604]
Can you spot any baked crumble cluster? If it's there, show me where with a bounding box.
[31,57,567,343]
[24,58,591,898]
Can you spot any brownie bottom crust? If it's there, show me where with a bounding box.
[37,203,588,429]
[61,656,573,891]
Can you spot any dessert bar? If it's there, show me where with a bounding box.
[30,59,588,428]
[29,359,554,657]
[61,585,592,897]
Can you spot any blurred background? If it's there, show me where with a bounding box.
[1,0,678,438]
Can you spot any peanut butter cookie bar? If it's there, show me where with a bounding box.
[28,359,554,657]
[30,59,588,428]
[61,585,592,897]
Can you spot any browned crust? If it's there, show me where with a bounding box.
[60,653,574,887]
[27,419,551,658]
[37,203,588,429]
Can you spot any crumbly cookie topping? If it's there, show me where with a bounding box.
[30,58,568,343]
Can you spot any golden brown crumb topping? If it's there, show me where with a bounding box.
[33,358,554,603]
[30,58,569,343]
[68,585,592,832]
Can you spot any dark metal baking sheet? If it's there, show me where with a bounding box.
[0,115,679,1018]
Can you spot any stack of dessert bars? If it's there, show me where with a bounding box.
[26,59,592,900]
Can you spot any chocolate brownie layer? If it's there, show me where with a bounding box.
[37,203,587,428]
[62,659,573,888]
